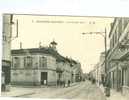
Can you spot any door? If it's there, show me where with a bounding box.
[41,72,47,85]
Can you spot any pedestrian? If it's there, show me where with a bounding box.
[60,80,63,87]
[63,80,65,88]
[57,79,59,87]
[1,72,5,91]
[92,78,96,84]
[105,79,111,97]
[68,80,70,87]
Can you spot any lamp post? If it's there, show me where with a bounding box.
[82,28,110,96]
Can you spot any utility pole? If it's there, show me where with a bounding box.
[104,28,107,80]
[82,28,107,75]
[82,27,110,97]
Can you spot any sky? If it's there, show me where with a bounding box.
[0,0,129,74]
[11,15,114,73]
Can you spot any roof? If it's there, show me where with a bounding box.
[11,47,77,64]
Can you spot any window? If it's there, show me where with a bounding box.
[118,19,122,38]
[13,57,20,68]
[110,38,113,49]
[123,18,129,30]
[115,28,118,43]
[40,56,47,68]
[112,35,114,48]
[3,35,7,41]
[24,56,32,68]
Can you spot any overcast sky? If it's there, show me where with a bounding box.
[11,15,114,73]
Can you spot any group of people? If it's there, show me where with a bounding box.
[57,80,71,88]
[88,77,96,84]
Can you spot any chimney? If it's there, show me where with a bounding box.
[39,41,42,48]
[20,42,22,49]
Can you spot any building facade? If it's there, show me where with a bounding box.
[11,41,82,86]
[89,52,105,86]
[99,52,105,85]
[107,17,129,96]
[72,62,83,82]
[2,14,13,91]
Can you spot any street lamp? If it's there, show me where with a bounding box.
[82,28,110,96]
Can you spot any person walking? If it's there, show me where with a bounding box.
[68,80,70,87]
[105,78,111,97]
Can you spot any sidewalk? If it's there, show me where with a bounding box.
[1,86,35,97]
[99,85,128,100]
[1,82,79,97]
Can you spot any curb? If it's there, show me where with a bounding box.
[14,92,35,97]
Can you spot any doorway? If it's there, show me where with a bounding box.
[41,72,47,85]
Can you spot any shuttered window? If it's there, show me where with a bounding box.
[24,56,33,68]
[40,56,47,68]
[13,57,20,68]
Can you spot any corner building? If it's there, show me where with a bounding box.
[11,41,81,86]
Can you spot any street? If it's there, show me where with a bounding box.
[16,81,106,100]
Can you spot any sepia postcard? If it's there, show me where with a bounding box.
[1,14,129,100]
[1,2,129,100]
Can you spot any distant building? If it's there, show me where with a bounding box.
[11,41,81,86]
[92,63,102,85]
[72,62,83,82]
[99,52,106,85]
[88,68,96,81]
[107,17,129,96]
[89,52,107,86]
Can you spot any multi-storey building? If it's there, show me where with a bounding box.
[107,17,129,96]
[11,41,81,86]
[2,14,13,91]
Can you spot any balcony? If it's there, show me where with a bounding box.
[108,22,129,62]
[56,67,64,73]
